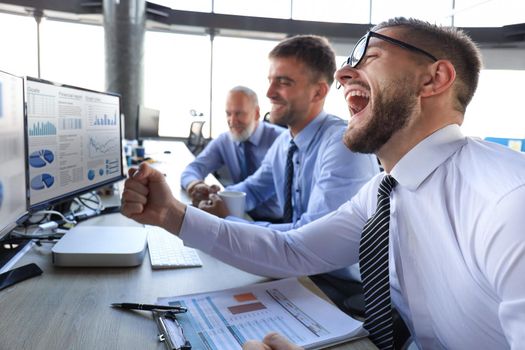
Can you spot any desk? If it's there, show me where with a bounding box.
[0,140,375,350]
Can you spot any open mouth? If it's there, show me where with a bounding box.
[347,90,370,115]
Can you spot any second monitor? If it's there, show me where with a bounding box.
[136,105,160,142]
[25,77,124,211]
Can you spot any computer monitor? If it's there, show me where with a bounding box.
[136,105,160,142]
[0,70,27,240]
[25,77,125,211]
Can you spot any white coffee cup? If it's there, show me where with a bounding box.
[218,190,246,218]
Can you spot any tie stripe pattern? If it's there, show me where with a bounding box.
[359,175,397,350]
[283,139,298,222]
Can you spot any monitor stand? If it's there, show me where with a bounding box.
[0,237,32,272]
[51,225,147,267]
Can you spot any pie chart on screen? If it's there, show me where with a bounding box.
[31,173,55,190]
[29,149,54,168]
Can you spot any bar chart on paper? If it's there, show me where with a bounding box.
[158,278,365,350]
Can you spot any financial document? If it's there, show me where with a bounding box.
[157,278,365,349]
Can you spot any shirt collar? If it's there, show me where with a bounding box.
[291,110,328,150]
[390,124,467,191]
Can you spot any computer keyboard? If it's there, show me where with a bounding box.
[146,226,202,269]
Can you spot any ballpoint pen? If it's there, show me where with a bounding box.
[111,303,187,312]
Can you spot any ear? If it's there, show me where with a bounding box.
[312,82,329,102]
[254,106,261,121]
[420,60,456,98]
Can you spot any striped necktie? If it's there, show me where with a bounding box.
[283,139,298,222]
[359,175,397,350]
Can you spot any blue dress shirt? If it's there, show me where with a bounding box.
[180,121,285,219]
[227,111,380,231]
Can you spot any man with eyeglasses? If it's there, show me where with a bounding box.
[122,18,525,350]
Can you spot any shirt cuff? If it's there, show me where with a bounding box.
[179,205,222,253]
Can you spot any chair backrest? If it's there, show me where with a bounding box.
[186,120,206,155]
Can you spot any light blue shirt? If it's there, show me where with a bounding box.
[228,111,380,230]
[180,121,285,219]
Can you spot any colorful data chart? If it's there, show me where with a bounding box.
[29,121,57,136]
[31,173,55,190]
[29,149,54,168]
[93,113,117,126]
[88,136,119,158]
[105,158,120,175]
[60,118,82,130]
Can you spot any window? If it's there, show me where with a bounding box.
[454,0,525,27]
[214,0,291,19]
[0,12,38,77]
[462,69,525,138]
[144,31,211,138]
[211,36,279,137]
[292,0,370,24]
[40,19,104,90]
[371,0,452,26]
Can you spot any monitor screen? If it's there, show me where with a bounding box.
[0,70,27,239]
[25,77,124,211]
[137,105,160,140]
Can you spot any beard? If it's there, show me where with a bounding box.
[230,120,256,142]
[344,77,418,154]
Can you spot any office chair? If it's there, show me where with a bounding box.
[185,120,207,155]
[263,111,287,128]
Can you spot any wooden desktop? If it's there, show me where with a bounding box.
[0,140,375,350]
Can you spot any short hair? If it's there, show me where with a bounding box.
[373,17,482,113]
[229,85,259,107]
[269,35,336,86]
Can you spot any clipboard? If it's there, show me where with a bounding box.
[154,278,366,350]
[153,311,192,350]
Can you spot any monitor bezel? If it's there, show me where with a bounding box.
[0,70,29,240]
[25,76,125,213]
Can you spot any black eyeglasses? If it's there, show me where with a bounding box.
[336,31,438,89]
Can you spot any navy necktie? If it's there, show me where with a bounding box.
[359,175,397,350]
[283,139,298,222]
[238,141,256,180]
[238,142,248,180]
[243,141,256,176]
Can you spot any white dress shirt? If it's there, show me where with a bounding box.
[180,124,525,349]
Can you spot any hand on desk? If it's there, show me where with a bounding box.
[187,181,220,207]
[243,333,303,350]
[121,163,186,233]
[198,193,230,218]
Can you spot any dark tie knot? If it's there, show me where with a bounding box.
[288,139,298,154]
[378,175,397,198]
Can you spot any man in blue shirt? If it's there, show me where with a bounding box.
[181,86,284,221]
[200,35,379,231]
